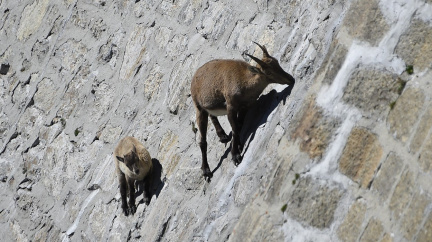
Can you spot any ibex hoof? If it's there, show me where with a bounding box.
[233,154,242,166]
[128,205,136,215]
[202,168,213,182]
[220,135,230,143]
[122,206,130,216]
[143,197,150,205]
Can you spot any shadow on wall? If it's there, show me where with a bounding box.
[210,84,294,175]
[136,158,165,204]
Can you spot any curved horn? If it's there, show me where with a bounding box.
[246,54,267,67]
[253,41,269,57]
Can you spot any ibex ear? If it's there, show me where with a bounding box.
[132,145,137,155]
[116,156,124,162]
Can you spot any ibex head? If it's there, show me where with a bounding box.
[246,42,295,86]
[116,145,140,174]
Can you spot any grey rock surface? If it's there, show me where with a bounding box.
[1,0,432,241]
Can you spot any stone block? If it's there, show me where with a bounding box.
[417,212,432,242]
[400,191,429,240]
[158,131,179,177]
[387,88,425,144]
[286,177,342,229]
[57,39,88,72]
[89,82,115,122]
[32,40,50,62]
[343,69,403,118]
[17,0,50,40]
[119,24,151,81]
[166,55,197,114]
[339,127,383,188]
[226,21,260,51]
[34,78,57,115]
[232,175,254,206]
[265,141,292,202]
[178,0,202,24]
[143,64,164,101]
[228,202,283,242]
[389,169,415,220]
[371,153,404,201]
[197,1,232,40]
[337,200,367,242]
[410,105,432,153]
[89,200,117,240]
[291,98,339,159]
[99,125,122,144]
[319,40,348,85]
[380,233,393,242]
[343,0,389,45]
[359,218,384,242]
[395,19,432,70]
[418,133,432,172]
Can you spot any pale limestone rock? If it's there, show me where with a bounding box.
[17,0,50,41]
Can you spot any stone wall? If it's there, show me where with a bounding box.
[0,0,431,241]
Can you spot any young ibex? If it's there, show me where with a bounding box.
[191,42,295,180]
[114,136,153,216]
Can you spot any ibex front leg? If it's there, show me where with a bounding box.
[227,104,242,165]
[118,172,129,216]
[127,178,136,215]
[196,108,212,180]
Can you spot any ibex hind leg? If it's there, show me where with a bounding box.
[197,109,213,180]
[210,115,230,143]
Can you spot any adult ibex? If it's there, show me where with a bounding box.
[191,42,295,180]
[114,136,153,216]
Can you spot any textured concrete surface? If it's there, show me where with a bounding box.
[1,0,432,241]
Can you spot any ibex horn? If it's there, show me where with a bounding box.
[246,54,267,67]
[253,41,269,57]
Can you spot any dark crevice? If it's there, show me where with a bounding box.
[11,131,19,140]
[23,137,40,153]
[155,216,171,242]
[0,63,10,75]
[23,76,31,86]
[1,131,20,155]
[87,184,100,191]
[31,137,40,148]
[323,14,330,21]
[134,64,142,76]
[26,97,35,108]
[126,229,132,242]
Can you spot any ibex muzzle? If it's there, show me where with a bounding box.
[191,42,295,180]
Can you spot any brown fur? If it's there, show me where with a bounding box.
[114,136,153,216]
[190,42,295,180]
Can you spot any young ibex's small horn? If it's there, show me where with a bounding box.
[246,54,267,67]
[253,41,269,57]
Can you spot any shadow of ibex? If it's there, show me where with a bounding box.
[211,85,294,176]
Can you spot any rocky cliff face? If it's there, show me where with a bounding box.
[1,0,432,241]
